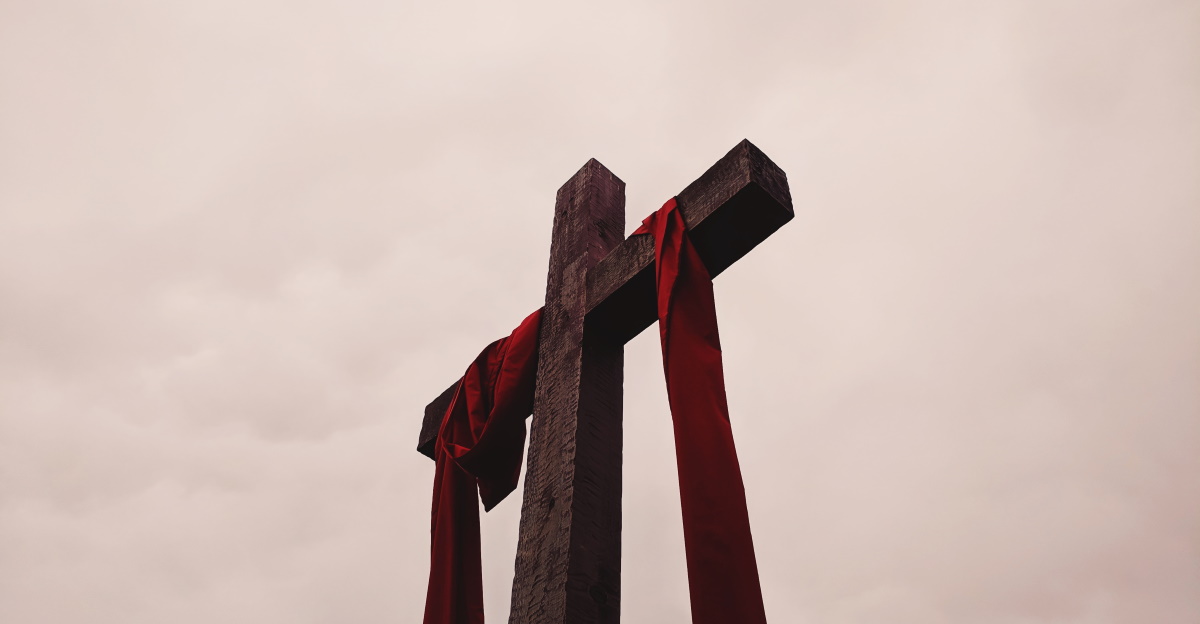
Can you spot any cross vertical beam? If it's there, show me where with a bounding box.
[509,160,626,623]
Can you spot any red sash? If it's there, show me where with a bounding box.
[423,197,765,623]
[423,309,542,624]
[634,197,766,623]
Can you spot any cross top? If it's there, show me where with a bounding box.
[419,140,793,623]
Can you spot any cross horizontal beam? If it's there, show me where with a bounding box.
[417,139,792,459]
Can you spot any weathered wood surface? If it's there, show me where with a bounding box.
[507,160,625,623]
[416,383,457,458]
[414,139,791,623]
[416,139,793,459]
[585,139,792,342]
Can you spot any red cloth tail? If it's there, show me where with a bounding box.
[635,198,768,624]
[423,309,542,624]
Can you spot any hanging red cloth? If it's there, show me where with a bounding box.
[424,197,766,624]
[634,197,767,624]
[423,309,542,624]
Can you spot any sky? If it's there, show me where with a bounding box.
[1,0,1198,622]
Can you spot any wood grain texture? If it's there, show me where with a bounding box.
[418,139,792,459]
[413,139,792,623]
[585,138,793,344]
[417,382,457,458]
[508,159,625,624]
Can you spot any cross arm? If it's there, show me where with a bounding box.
[416,139,792,459]
[584,139,792,343]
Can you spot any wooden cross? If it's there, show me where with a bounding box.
[416,140,793,624]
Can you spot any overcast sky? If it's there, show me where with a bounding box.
[2,1,1198,623]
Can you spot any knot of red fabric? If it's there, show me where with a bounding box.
[423,309,541,624]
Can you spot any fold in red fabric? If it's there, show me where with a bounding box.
[634,197,767,624]
[423,308,542,624]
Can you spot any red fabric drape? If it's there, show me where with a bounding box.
[424,197,766,624]
[634,197,767,624]
[423,309,542,624]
